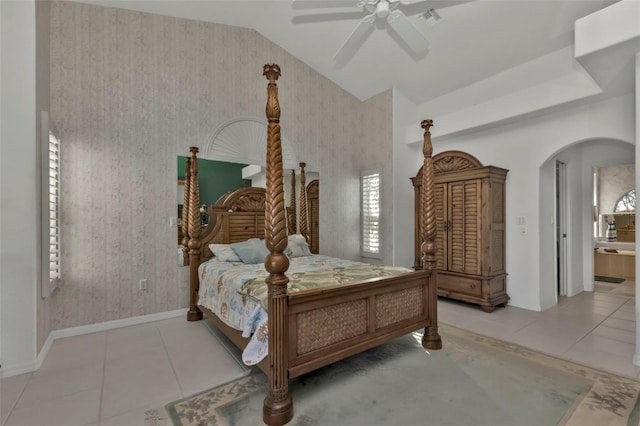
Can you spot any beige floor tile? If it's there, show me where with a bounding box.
[590,324,636,344]
[18,361,103,406]
[6,387,101,426]
[444,317,515,341]
[619,302,636,313]
[103,346,173,386]
[165,335,250,396]
[158,318,225,349]
[603,317,635,332]
[508,323,588,357]
[203,320,249,362]
[105,323,164,360]
[438,299,488,317]
[154,315,198,333]
[569,333,635,358]
[0,373,30,425]
[479,305,543,326]
[611,309,636,321]
[100,363,182,420]
[439,310,476,328]
[38,332,107,373]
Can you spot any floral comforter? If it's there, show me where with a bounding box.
[197,255,411,365]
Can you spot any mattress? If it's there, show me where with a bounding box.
[197,254,410,365]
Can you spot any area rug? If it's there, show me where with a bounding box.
[595,275,626,284]
[149,323,640,426]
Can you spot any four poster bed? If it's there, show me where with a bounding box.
[181,64,441,426]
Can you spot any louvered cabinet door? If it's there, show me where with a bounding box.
[447,180,481,275]
[434,183,447,270]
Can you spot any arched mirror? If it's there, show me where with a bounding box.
[177,117,319,265]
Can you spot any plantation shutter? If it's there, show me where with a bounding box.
[49,133,60,281]
[362,172,380,256]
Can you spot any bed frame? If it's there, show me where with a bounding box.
[182,64,442,426]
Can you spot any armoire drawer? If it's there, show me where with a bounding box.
[437,273,482,297]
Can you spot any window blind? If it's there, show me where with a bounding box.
[48,132,60,281]
[362,172,380,256]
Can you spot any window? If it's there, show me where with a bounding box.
[41,112,60,297]
[614,189,635,213]
[361,171,380,258]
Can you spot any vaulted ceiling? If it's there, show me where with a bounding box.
[76,0,616,106]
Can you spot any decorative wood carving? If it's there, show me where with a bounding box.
[262,63,293,426]
[419,120,442,350]
[298,162,308,242]
[187,147,203,321]
[214,187,266,211]
[433,150,483,174]
[414,150,483,181]
[181,157,191,266]
[230,193,266,212]
[306,179,319,254]
[287,169,297,235]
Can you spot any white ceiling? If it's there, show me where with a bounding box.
[79,0,615,105]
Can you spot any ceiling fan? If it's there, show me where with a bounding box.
[292,0,472,64]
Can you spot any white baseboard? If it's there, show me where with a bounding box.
[0,360,40,379]
[0,308,188,379]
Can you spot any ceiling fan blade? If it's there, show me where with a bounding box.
[292,0,360,10]
[333,13,376,62]
[386,10,429,54]
[292,11,368,24]
[389,0,475,8]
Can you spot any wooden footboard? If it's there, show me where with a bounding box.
[287,270,432,378]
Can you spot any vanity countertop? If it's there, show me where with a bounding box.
[594,241,635,251]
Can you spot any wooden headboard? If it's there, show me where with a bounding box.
[181,160,310,264]
[198,187,267,261]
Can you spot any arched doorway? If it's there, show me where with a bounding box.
[539,138,635,309]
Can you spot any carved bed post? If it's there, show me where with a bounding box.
[187,147,204,322]
[262,64,293,426]
[181,157,191,266]
[287,169,297,235]
[298,162,308,242]
[420,120,442,350]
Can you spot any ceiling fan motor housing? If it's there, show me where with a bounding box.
[376,0,390,18]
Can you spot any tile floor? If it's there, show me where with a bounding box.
[1,282,637,426]
[0,317,250,426]
[439,279,639,379]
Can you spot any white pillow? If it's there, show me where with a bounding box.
[208,244,243,262]
[287,234,312,257]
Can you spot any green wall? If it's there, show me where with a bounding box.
[178,157,248,211]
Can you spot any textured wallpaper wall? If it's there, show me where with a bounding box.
[46,1,394,332]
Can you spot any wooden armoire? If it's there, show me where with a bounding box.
[411,151,509,312]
